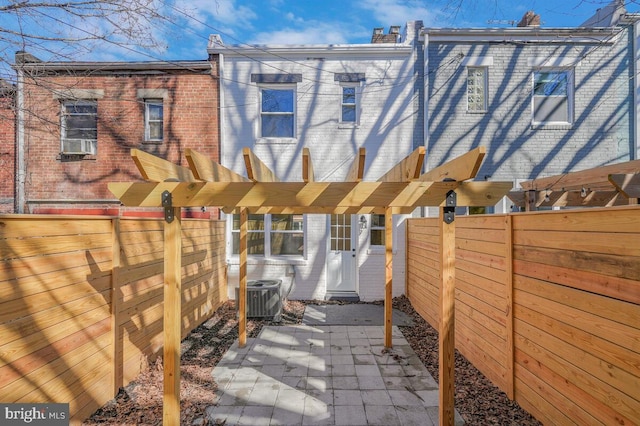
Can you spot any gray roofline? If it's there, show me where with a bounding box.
[422,27,620,36]
[207,43,413,57]
[13,60,213,72]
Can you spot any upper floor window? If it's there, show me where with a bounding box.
[467,67,488,112]
[145,99,163,142]
[260,87,295,138]
[61,100,97,155]
[341,85,358,123]
[532,70,573,125]
[231,214,304,257]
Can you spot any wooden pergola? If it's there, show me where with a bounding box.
[108,146,513,426]
[507,159,640,209]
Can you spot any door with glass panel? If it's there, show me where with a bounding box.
[327,214,357,293]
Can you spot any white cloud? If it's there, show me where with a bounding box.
[356,0,439,26]
[249,25,350,45]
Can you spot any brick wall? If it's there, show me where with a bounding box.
[19,60,219,216]
[426,28,634,183]
[0,92,15,213]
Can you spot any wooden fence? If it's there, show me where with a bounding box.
[0,215,227,424]
[406,206,640,425]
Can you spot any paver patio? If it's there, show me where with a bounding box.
[206,323,464,425]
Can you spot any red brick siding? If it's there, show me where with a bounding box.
[0,94,15,213]
[21,64,219,216]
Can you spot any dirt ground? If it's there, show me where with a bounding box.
[84,296,540,425]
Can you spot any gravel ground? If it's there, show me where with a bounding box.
[84,297,540,425]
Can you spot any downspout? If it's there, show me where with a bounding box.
[15,58,25,213]
[422,29,430,217]
[635,19,640,160]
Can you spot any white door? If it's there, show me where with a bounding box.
[327,214,357,293]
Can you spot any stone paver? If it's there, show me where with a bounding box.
[206,325,464,425]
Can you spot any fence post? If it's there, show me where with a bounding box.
[439,192,456,426]
[111,217,123,395]
[163,207,182,426]
[384,207,393,348]
[505,214,514,399]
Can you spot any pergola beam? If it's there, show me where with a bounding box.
[520,159,640,191]
[609,173,640,198]
[508,189,625,208]
[378,146,425,182]
[419,146,486,182]
[243,147,280,182]
[345,147,366,182]
[303,147,315,183]
[132,148,197,182]
[186,148,249,182]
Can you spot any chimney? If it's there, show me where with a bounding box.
[371,26,401,43]
[517,11,541,27]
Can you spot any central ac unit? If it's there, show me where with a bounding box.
[236,279,282,321]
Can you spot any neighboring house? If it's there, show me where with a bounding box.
[208,23,424,301]
[0,79,15,213]
[423,2,640,215]
[12,52,220,216]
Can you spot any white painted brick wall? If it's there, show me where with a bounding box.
[220,35,419,302]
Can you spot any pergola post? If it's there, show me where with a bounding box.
[439,191,456,426]
[238,207,248,347]
[163,201,182,426]
[384,207,394,348]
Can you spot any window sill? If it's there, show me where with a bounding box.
[367,248,397,255]
[142,140,164,144]
[338,123,360,129]
[256,138,297,145]
[227,257,307,266]
[531,123,573,130]
[466,110,487,114]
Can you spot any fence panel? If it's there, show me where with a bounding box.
[406,206,640,425]
[0,216,114,422]
[512,208,640,425]
[0,215,227,424]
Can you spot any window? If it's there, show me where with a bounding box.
[231,214,304,256]
[341,85,358,123]
[533,70,572,124]
[61,100,97,154]
[370,214,385,246]
[145,99,163,141]
[270,214,304,255]
[467,67,487,112]
[260,87,295,137]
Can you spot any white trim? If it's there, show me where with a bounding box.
[52,89,104,100]
[528,57,581,68]
[137,88,168,99]
[461,56,493,67]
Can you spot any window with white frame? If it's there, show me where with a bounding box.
[260,87,295,138]
[532,70,573,124]
[145,99,163,141]
[370,214,385,246]
[340,84,358,123]
[61,100,97,155]
[231,214,304,256]
[467,67,488,112]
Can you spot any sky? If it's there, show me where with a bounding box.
[1,0,638,72]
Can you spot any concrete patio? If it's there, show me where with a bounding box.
[205,305,464,425]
